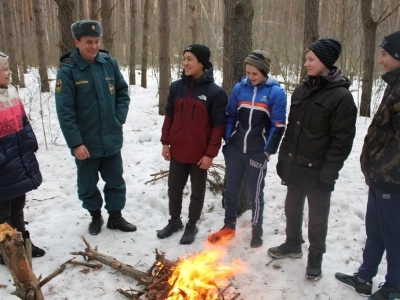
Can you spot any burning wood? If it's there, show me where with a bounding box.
[72,236,246,300]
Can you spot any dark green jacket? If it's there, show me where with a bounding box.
[55,48,130,158]
[360,67,400,191]
[278,68,357,188]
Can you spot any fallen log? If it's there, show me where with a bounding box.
[0,223,44,300]
[70,236,152,284]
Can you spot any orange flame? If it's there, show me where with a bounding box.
[166,248,247,300]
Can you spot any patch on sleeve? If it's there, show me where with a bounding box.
[56,79,62,93]
[109,84,115,94]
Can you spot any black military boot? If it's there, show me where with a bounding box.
[250,226,263,248]
[179,222,198,245]
[23,230,46,258]
[88,210,104,235]
[107,211,137,232]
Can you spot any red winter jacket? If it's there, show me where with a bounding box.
[161,66,228,163]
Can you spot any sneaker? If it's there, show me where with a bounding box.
[179,223,198,245]
[368,283,400,300]
[88,215,104,235]
[107,213,137,232]
[157,219,184,239]
[267,242,303,259]
[250,227,263,248]
[305,251,323,280]
[335,272,372,296]
[207,225,235,244]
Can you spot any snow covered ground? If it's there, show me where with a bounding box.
[0,68,382,300]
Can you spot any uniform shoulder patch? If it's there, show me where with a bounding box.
[56,79,62,93]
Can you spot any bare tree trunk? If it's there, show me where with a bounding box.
[55,0,75,56]
[141,0,150,88]
[300,0,319,81]
[222,0,253,216]
[158,0,171,116]
[101,0,114,54]
[33,0,50,92]
[222,0,253,95]
[0,5,4,46]
[360,0,377,117]
[79,0,88,19]
[90,0,100,20]
[14,1,25,87]
[190,0,198,43]
[3,0,20,86]
[129,0,137,85]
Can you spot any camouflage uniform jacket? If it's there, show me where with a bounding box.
[360,67,400,191]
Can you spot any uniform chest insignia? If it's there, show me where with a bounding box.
[56,79,62,93]
[109,84,115,94]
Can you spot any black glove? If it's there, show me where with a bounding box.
[318,179,334,192]
[276,160,283,179]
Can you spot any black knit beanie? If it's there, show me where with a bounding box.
[244,49,271,76]
[308,38,342,69]
[380,31,400,61]
[183,44,211,69]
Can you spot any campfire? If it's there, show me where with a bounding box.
[165,248,247,300]
[0,229,247,300]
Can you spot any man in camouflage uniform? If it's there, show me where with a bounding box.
[335,30,400,300]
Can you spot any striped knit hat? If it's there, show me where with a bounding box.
[245,49,271,76]
[308,38,342,69]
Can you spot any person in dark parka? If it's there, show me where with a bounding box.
[335,30,400,300]
[0,52,45,264]
[158,44,228,245]
[55,20,136,235]
[267,38,357,280]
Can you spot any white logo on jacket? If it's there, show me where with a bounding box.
[198,95,207,101]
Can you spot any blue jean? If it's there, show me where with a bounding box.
[223,145,267,229]
[358,187,400,288]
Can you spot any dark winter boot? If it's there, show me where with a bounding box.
[334,272,372,296]
[107,211,137,232]
[179,223,198,245]
[368,283,400,300]
[88,210,104,235]
[250,226,263,248]
[305,251,323,280]
[157,218,184,239]
[24,230,46,258]
[268,241,303,259]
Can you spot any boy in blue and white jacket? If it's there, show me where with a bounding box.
[208,49,287,248]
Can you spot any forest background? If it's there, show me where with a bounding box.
[1,0,400,119]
